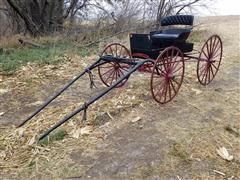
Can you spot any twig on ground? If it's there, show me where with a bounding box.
[213,170,225,176]
[18,38,45,48]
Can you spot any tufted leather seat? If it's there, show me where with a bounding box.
[161,15,194,26]
[150,15,194,46]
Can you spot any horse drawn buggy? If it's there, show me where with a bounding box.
[19,15,223,140]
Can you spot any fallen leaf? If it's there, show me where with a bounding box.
[28,135,36,146]
[96,132,107,140]
[50,65,58,70]
[213,170,225,176]
[176,175,182,180]
[216,147,233,161]
[0,150,6,159]
[70,126,93,139]
[21,66,28,71]
[28,101,44,106]
[71,128,81,139]
[137,124,144,129]
[17,127,25,137]
[68,121,75,127]
[0,89,9,94]
[80,126,93,135]
[82,62,88,67]
[227,175,235,180]
[99,122,110,129]
[215,88,223,92]
[191,88,202,95]
[131,116,142,123]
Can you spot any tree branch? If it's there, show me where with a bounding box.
[176,0,201,14]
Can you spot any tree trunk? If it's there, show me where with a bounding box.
[155,0,166,30]
[6,0,64,36]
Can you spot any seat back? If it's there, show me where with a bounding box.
[161,15,194,26]
[160,15,194,42]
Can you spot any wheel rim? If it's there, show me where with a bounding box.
[197,35,223,85]
[98,43,131,87]
[150,46,185,104]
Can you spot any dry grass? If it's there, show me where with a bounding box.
[0,51,147,178]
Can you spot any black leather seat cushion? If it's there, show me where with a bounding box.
[151,28,191,44]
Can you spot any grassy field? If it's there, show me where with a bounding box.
[0,42,98,74]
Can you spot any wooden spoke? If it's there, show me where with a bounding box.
[202,49,209,58]
[170,80,177,94]
[172,65,184,74]
[209,65,215,78]
[101,68,114,77]
[212,39,220,54]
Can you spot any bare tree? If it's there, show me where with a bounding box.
[5,0,65,36]
[85,0,143,33]
[1,0,213,36]
[3,0,116,36]
[64,0,89,25]
[4,0,91,36]
[145,0,213,29]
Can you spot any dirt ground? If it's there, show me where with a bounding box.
[0,16,239,179]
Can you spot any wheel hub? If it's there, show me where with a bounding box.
[114,63,120,70]
[208,54,216,63]
[166,69,174,80]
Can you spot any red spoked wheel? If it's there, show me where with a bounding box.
[132,53,153,73]
[150,46,185,104]
[98,43,131,87]
[197,35,223,85]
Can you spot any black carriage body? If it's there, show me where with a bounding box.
[130,15,194,59]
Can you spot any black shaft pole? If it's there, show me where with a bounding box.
[18,60,101,127]
[38,61,146,141]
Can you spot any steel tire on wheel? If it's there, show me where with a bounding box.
[150,46,185,104]
[98,43,131,88]
[197,35,223,85]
